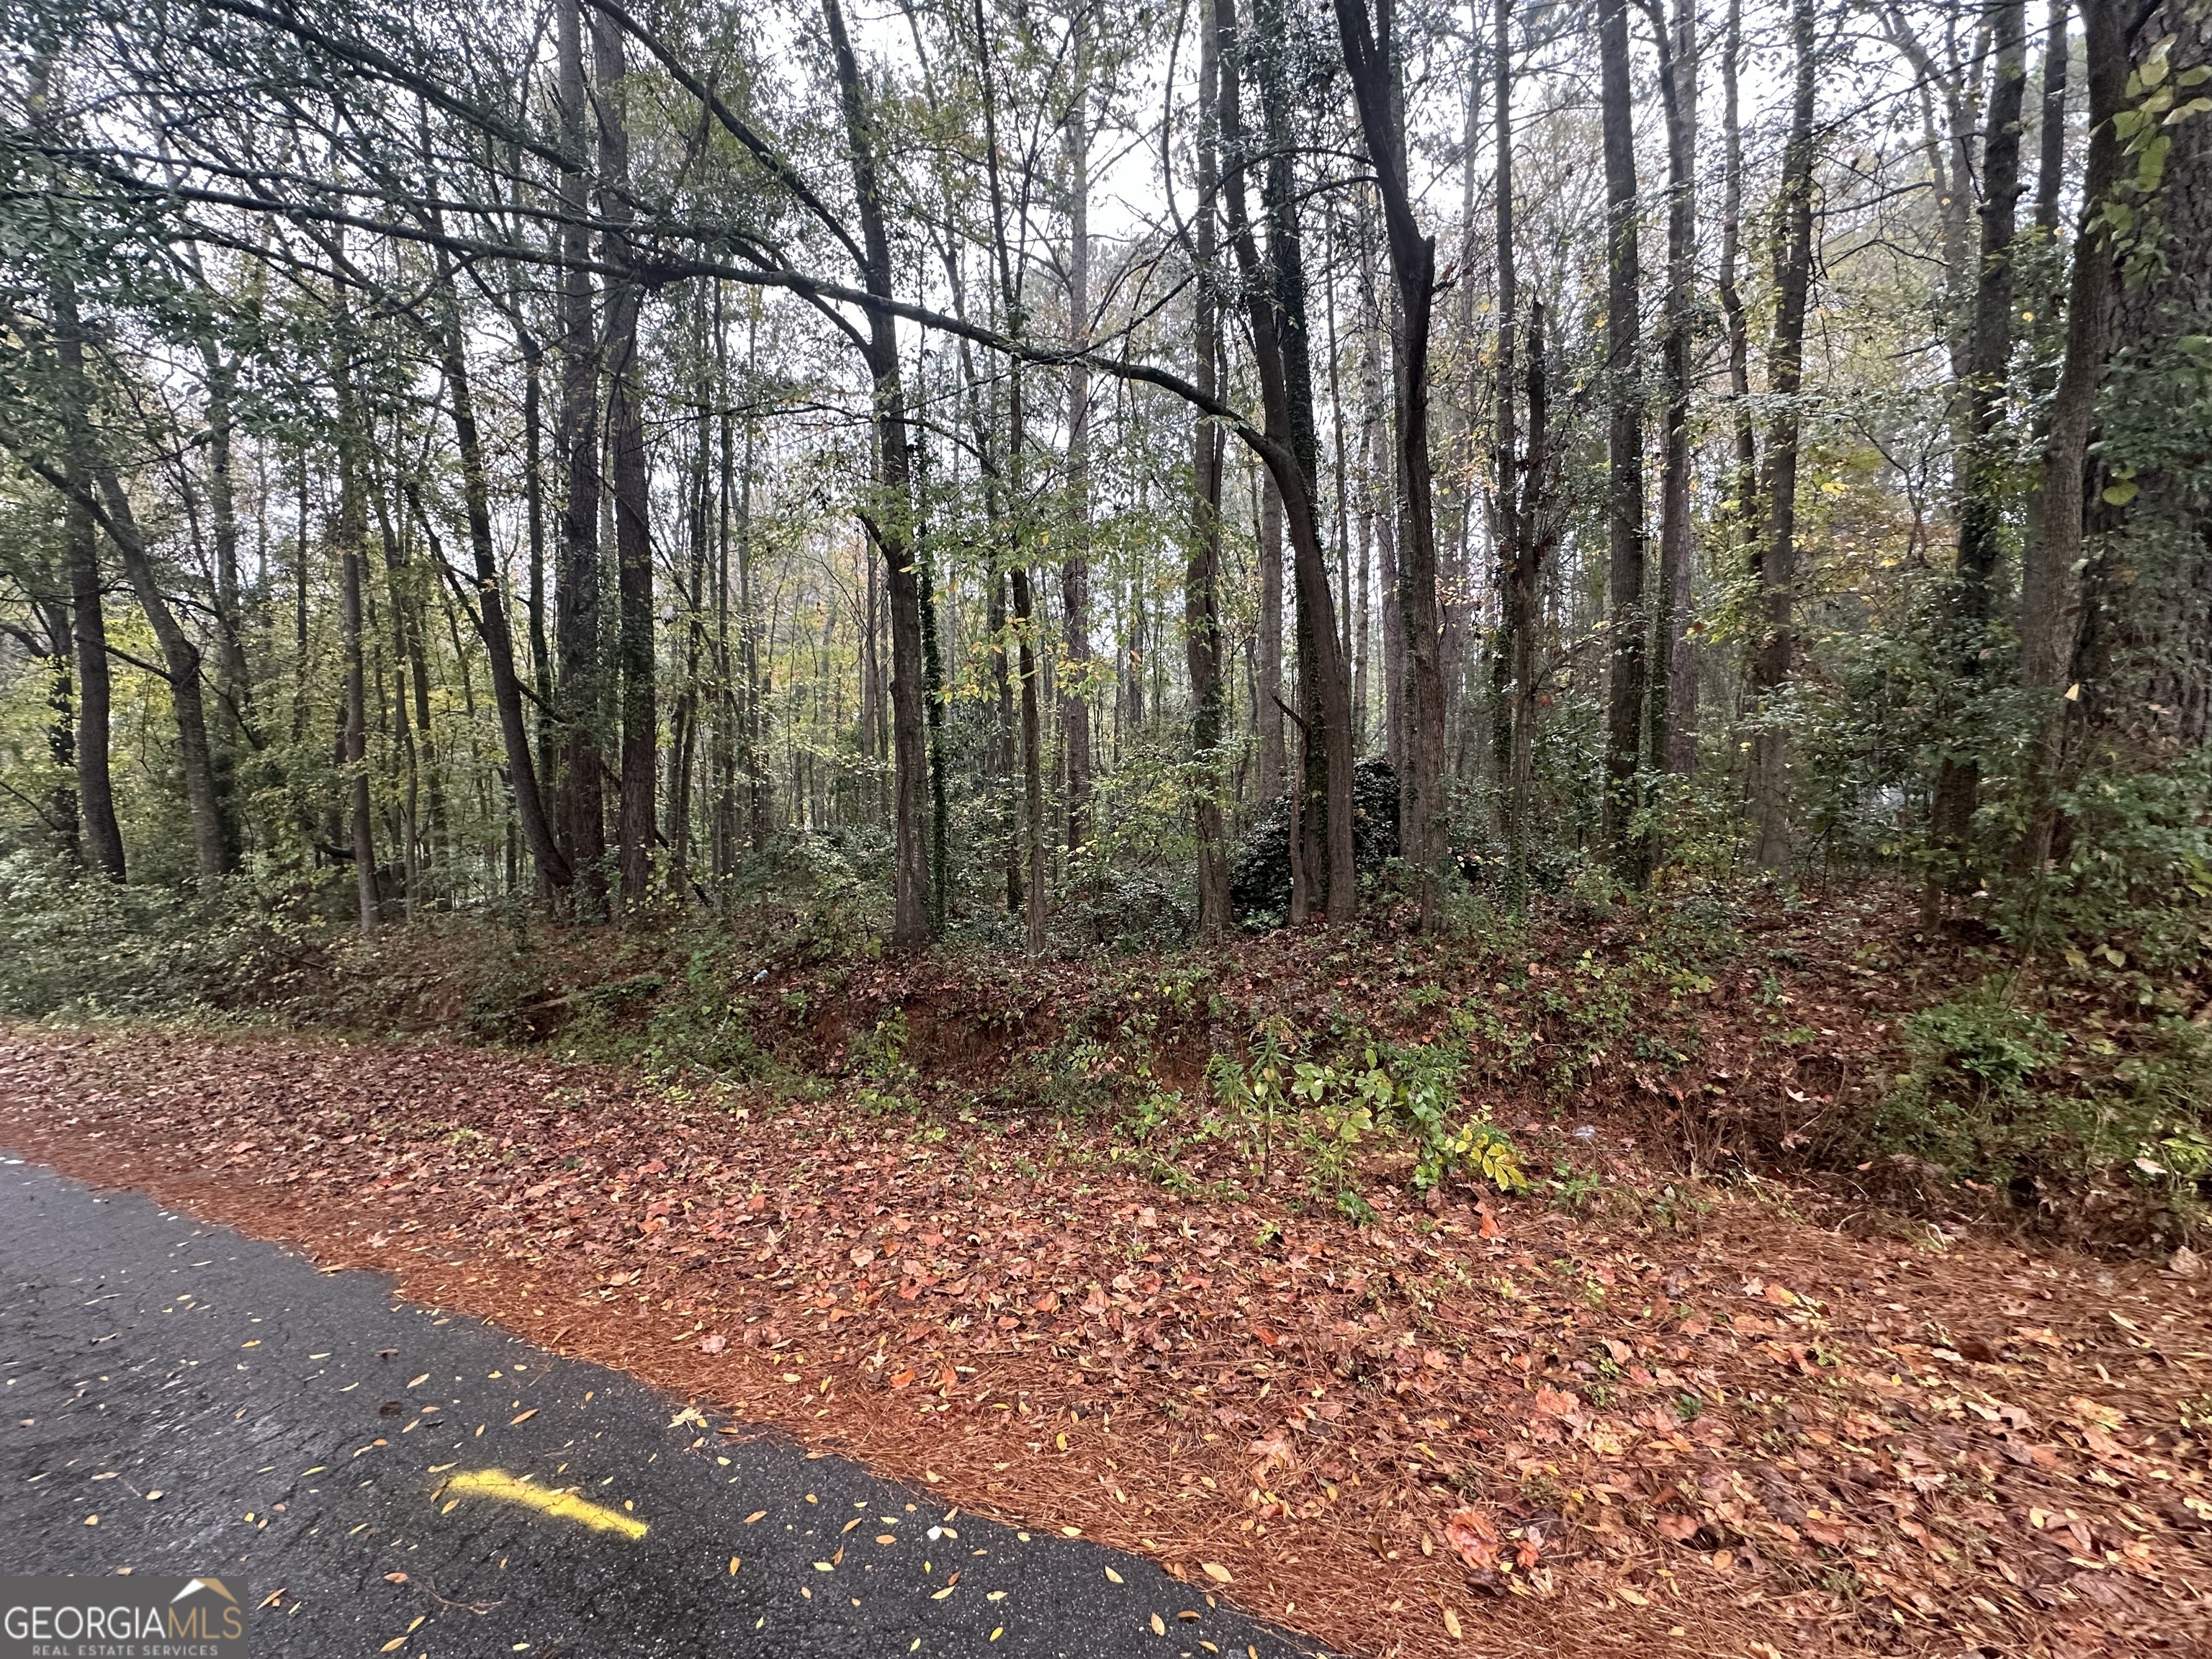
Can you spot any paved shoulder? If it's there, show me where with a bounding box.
[1,1161,1323,1659]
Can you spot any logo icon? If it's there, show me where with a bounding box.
[1,1575,250,1656]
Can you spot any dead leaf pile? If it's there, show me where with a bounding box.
[2,1027,2208,1658]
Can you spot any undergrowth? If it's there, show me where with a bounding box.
[2,832,2206,1251]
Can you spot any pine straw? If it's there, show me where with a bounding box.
[2,1025,2207,1659]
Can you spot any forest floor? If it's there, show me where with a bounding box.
[1,1010,2207,1659]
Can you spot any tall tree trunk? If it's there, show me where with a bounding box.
[670,295,711,891]
[555,0,607,915]
[1748,0,1818,874]
[1492,0,1525,878]
[1338,0,1444,926]
[521,333,557,826]
[1718,0,1759,557]
[595,12,656,911]
[200,347,248,867]
[1062,27,1094,858]
[1652,0,1699,777]
[1223,0,1358,922]
[92,471,228,883]
[331,320,378,927]
[1015,559,1048,953]
[436,261,571,888]
[1598,0,1650,884]
[1189,0,1233,940]
[824,0,931,948]
[2015,0,2127,871]
[1355,235,1401,773]
[63,490,117,878]
[1509,299,1547,875]
[916,430,950,934]
[1926,0,2028,914]
[50,276,124,881]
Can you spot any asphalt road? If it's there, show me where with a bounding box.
[1,1159,1321,1658]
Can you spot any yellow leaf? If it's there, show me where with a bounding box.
[1151,1614,1167,1635]
[510,1409,537,1425]
[1443,1607,1463,1640]
[932,1587,956,1601]
[1105,1568,1123,1584]
[382,1642,407,1653]
[728,1557,740,1575]
[1201,1563,1233,1584]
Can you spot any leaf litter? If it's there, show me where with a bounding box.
[1,1026,2208,1658]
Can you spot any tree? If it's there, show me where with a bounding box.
[1336,0,1446,928]
[595,6,657,910]
[555,0,608,915]
[1924,0,2028,917]
[1220,0,1358,922]
[1748,0,1817,874]
[824,0,932,948]
[1598,0,1649,883]
[1187,0,1233,940]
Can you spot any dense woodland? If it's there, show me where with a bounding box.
[0,0,2206,956]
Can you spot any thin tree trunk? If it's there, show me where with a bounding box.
[331,322,378,927]
[2016,1,2127,872]
[1015,550,1048,953]
[1599,0,1650,884]
[1356,235,1402,774]
[824,0,930,947]
[595,11,656,911]
[1063,27,1094,858]
[91,469,228,883]
[50,276,124,881]
[916,428,950,934]
[1339,0,1444,924]
[1223,0,1358,922]
[1749,0,1818,874]
[1651,0,1699,777]
[1493,0,1524,878]
[1509,299,1547,871]
[436,259,571,888]
[1190,0,1233,940]
[1925,0,2028,914]
[556,0,607,914]
[1719,0,1758,552]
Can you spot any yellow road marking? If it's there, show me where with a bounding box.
[437,1470,648,1539]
